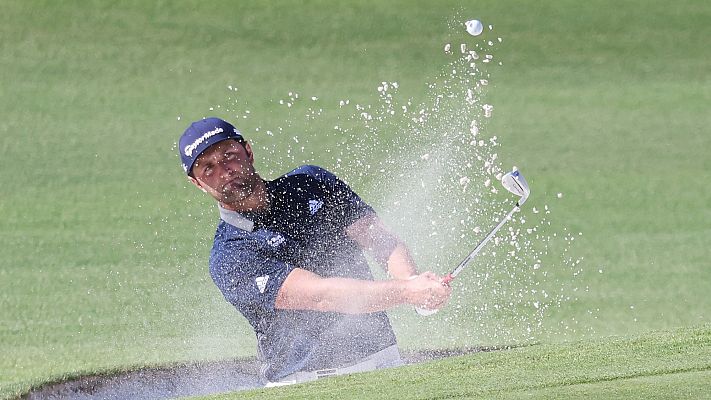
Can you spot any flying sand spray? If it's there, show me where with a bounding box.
[205,16,589,348]
[415,170,530,316]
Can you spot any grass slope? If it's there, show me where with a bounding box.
[1,0,710,398]
[198,326,711,399]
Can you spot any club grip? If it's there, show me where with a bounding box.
[415,273,452,317]
[407,275,440,317]
[441,273,454,286]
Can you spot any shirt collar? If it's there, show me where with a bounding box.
[218,205,255,232]
[217,179,279,232]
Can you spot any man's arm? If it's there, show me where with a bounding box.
[345,213,418,279]
[275,268,450,314]
[302,166,416,278]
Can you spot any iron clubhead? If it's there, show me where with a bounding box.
[501,170,530,206]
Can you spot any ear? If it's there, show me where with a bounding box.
[188,176,208,193]
[243,141,255,164]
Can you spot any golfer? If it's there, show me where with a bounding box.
[179,117,451,385]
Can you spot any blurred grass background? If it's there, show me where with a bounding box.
[1,0,709,397]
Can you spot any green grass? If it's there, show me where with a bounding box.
[195,326,711,399]
[1,0,710,398]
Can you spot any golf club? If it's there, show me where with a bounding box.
[416,169,530,316]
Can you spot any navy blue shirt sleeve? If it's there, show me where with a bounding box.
[288,165,375,226]
[209,231,296,316]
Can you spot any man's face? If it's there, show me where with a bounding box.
[188,139,259,205]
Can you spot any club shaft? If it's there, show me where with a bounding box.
[449,205,519,279]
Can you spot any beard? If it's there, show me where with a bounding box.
[219,168,260,205]
[221,178,254,203]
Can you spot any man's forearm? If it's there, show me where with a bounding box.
[345,214,419,278]
[386,242,418,279]
[276,268,409,314]
[309,276,410,314]
[276,268,451,314]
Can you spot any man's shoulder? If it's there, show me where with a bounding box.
[213,220,251,243]
[210,223,261,267]
[208,222,293,294]
[275,165,341,193]
[284,164,333,180]
[211,223,287,262]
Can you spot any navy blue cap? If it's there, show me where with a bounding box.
[179,117,243,175]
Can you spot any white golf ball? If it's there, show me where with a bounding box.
[465,19,484,36]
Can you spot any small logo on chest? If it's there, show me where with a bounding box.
[267,234,285,247]
[308,199,324,215]
[255,275,269,294]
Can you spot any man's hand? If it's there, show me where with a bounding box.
[403,272,452,311]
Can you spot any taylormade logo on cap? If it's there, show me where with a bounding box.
[183,127,224,157]
[178,117,243,175]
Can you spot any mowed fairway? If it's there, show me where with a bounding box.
[1,1,710,399]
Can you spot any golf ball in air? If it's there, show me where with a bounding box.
[465,19,484,36]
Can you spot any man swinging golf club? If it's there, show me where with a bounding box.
[179,117,451,385]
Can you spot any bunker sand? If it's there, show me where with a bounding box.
[23,346,511,400]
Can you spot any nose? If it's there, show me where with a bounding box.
[221,162,236,177]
